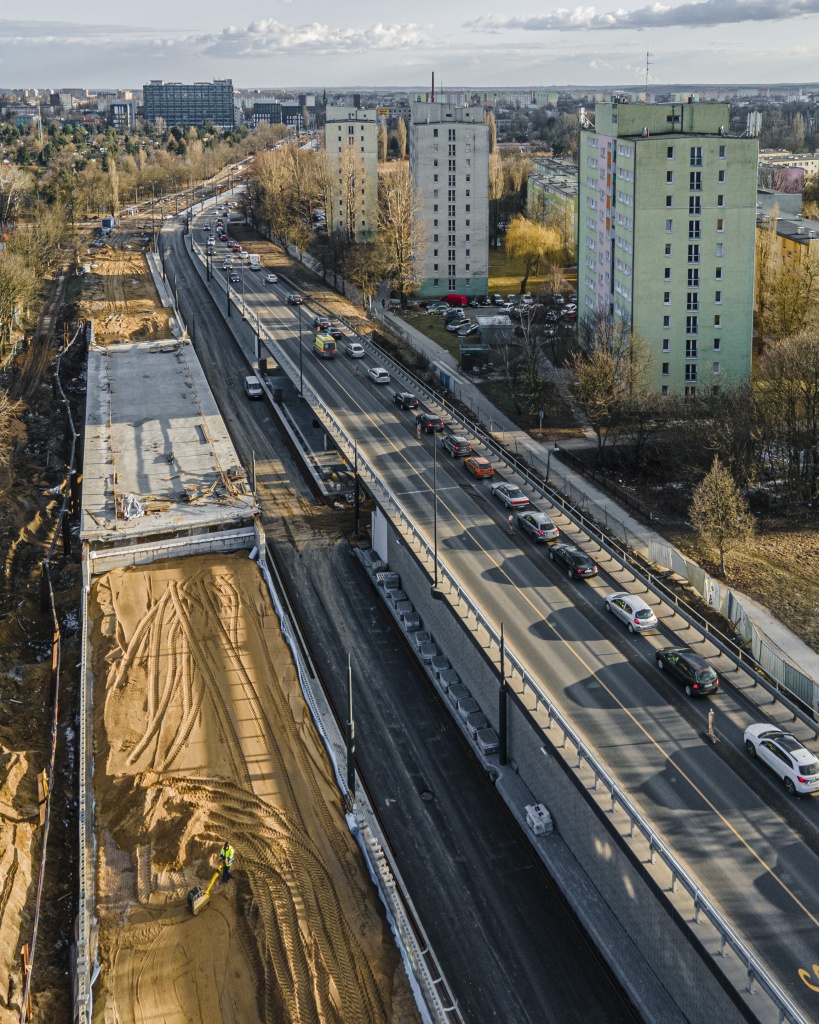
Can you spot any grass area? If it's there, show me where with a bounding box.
[488,248,576,297]
[395,309,462,360]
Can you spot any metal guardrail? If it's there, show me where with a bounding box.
[190,230,810,1024]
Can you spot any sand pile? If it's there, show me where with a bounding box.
[90,553,416,1024]
[0,747,38,1023]
[79,246,169,344]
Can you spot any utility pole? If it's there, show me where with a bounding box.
[498,622,507,766]
[345,654,356,810]
[353,440,360,538]
[431,433,440,597]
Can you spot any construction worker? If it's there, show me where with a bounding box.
[219,841,235,883]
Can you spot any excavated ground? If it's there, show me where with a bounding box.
[89,552,417,1024]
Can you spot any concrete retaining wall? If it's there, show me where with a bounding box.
[382,519,753,1024]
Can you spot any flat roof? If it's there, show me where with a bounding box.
[81,339,257,544]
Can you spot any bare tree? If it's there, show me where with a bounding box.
[378,124,388,163]
[378,163,424,305]
[0,252,37,355]
[690,457,754,576]
[0,167,35,229]
[484,110,497,155]
[396,118,407,160]
[343,241,385,309]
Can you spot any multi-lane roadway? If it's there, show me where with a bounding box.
[177,205,819,1022]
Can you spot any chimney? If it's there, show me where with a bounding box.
[431,72,435,103]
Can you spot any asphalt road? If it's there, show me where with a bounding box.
[179,207,819,1022]
[163,221,640,1024]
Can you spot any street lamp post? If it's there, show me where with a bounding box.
[227,271,232,317]
[298,305,303,397]
[498,622,507,765]
[432,433,440,597]
[241,267,246,319]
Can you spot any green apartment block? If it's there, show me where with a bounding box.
[577,102,758,395]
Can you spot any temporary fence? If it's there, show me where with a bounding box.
[20,321,86,1024]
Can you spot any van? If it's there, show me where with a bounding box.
[313,334,337,359]
[446,293,468,307]
[244,376,263,399]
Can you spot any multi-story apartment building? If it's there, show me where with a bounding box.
[577,101,758,395]
[527,156,578,257]
[323,107,378,241]
[143,79,235,128]
[108,100,136,132]
[410,102,489,297]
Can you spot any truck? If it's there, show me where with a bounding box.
[101,215,115,235]
[248,253,261,271]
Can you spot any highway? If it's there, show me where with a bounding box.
[175,204,819,1023]
[161,220,642,1024]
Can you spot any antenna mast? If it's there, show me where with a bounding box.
[644,52,654,91]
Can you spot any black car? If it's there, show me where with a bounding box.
[548,543,598,579]
[655,647,720,697]
[416,412,446,433]
[393,391,419,409]
[229,272,240,283]
[457,322,479,338]
[327,326,344,340]
[442,434,472,457]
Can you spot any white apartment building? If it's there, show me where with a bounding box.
[410,102,489,297]
[324,107,378,241]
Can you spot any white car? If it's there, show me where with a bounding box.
[490,482,530,509]
[222,260,233,270]
[367,366,391,384]
[239,250,249,260]
[265,273,278,284]
[604,592,658,633]
[744,724,819,795]
[345,342,366,358]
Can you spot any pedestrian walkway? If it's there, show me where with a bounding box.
[374,308,819,692]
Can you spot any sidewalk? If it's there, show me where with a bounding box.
[376,308,819,691]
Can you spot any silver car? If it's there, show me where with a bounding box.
[517,510,559,543]
[604,592,658,633]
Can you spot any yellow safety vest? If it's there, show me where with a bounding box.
[222,845,235,865]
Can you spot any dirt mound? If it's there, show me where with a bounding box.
[90,553,416,1024]
[78,245,170,344]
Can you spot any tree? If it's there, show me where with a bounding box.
[378,163,423,305]
[0,251,37,355]
[504,216,560,293]
[484,110,497,155]
[396,118,407,160]
[690,457,754,576]
[343,241,385,309]
[804,171,819,206]
[378,123,388,163]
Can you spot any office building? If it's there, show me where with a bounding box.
[577,101,758,395]
[108,100,136,132]
[324,107,378,241]
[410,102,489,297]
[143,79,235,128]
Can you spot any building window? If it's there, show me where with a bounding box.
[717,194,725,207]
[714,337,721,350]
[662,338,670,351]
[433,278,439,286]
[433,264,438,271]
[719,144,726,158]
[689,171,702,191]
[433,219,438,227]
[434,174,438,182]
[666,219,673,233]
[713,361,721,374]
[686,293,699,311]
[465,263,470,271]
[667,146,675,159]
[688,220,701,239]
[433,128,438,137]
[685,385,698,398]
[715,290,722,303]
[715,266,722,280]
[718,170,725,182]
[714,314,721,327]
[666,195,674,207]
[686,315,698,334]
[433,190,439,198]
[433,234,438,242]
[433,250,438,257]
[465,234,470,242]
[433,159,438,167]
[448,128,455,140]
[662,385,669,396]
[666,171,674,183]
[663,315,670,327]
[465,249,470,256]
[686,339,698,358]
[465,204,470,212]
[717,218,724,231]
[688,244,700,263]
[716,243,724,257]
[688,196,701,215]
[688,268,700,287]
[663,291,671,304]
[690,146,702,166]
[664,268,672,280]
[665,243,673,256]
[685,365,698,382]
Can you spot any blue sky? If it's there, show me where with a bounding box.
[1,1,819,88]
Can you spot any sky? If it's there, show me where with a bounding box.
[2,1,819,90]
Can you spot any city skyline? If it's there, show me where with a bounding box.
[2,1,819,89]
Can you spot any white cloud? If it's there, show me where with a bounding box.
[466,0,819,33]
[196,19,434,57]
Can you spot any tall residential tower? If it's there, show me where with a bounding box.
[323,107,378,241]
[410,102,489,297]
[577,101,758,395]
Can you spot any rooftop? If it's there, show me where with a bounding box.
[81,338,257,545]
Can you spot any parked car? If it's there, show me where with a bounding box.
[446,317,470,333]
[561,307,577,321]
[393,391,419,409]
[549,544,598,579]
[492,293,504,305]
[313,316,331,330]
[744,724,819,795]
[479,295,493,306]
[655,647,720,697]
[497,303,515,315]
[491,481,530,509]
[345,341,366,358]
[457,323,479,338]
[443,308,466,323]
[517,511,559,542]
[426,302,449,315]
[264,272,278,284]
[416,412,446,433]
[604,592,658,633]
[463,456,495,479]
[442,434,472,457]
[545,310,561,323]
[287,294,303,305]
[367,366,391,384]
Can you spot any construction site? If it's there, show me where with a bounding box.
[73,238,418,1023]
